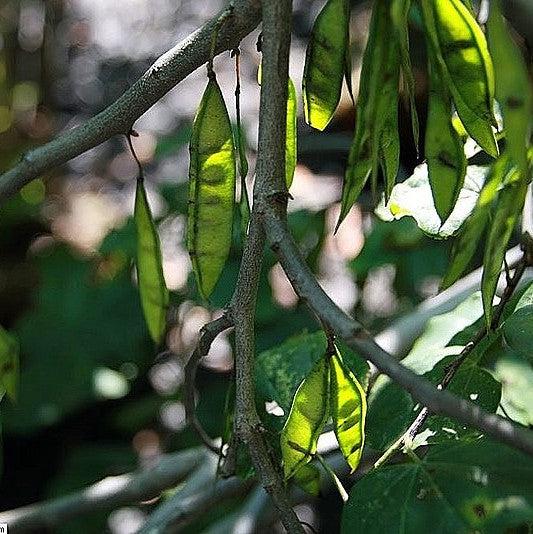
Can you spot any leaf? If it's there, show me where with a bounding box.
[293,463,321,496]
[425,65,467,222]
[502,305,533,361]
[376,160,490,238]
[0,326,19,402]
[338,0,400,225]
[303,0,350,131]
[441,156,505,288]
[330,350,367,471]
[481,166,528,326]
[342,439,533,533]
[421,0,498,157]
[188,78,236,299]
[286,78,298,188]
[134,180,168,344]
[487,0,532,176]
[391,0,419,150]
[280,356,329,479]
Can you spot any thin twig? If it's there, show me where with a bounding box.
[0,0,262,203]
[184,314,233,454]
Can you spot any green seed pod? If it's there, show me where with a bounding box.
[134,179,169,344]
[329,349,366,472]
[425,65,467,222]
[421,0,498,157]
[281,356,329,479]
[188,78,236,299]
[303,0,351,131]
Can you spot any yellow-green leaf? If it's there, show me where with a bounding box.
[421,0,498,157]
[293,463,321,496]
[134,180,169,344]
[303,0,350,131]
[482,162,528,326]
[487,0,532,177]
[0,326,18,402]
[330,349,366,472]
[425,65,467,222]
[188,78,236,299]
[338,0,400,226]
[286,78,298,188]
[281,356,329,479]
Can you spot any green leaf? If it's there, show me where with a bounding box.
[342,439,533,533]
[188,78,236,299]
[303,0,350,131]
[286,78,298,188]
[339,0,400,225]
[134,180,168,344]
[502,305,533,361]
[421,0,498,157]
[376,160,490,238]
[391,0,419,151]
[425,65,467,222]
[481,165,528,325]
[330,350,367,472]
[441,157,504,288]
[280,356,329,478]
[487,0,532,176]
[293,462,321,496]
[0,326,19,402]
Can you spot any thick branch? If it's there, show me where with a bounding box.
[0,0,261,203]
[0,448,204,533]
[262,207,533,456]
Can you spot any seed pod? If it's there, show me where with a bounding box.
[303,0,351,131]
[134,179,169,344]
[421,0,498,157]
[281,356,329,479]
[286,78,298,188]
[188,78,236,299]
[425,65,467,222]
[487,0,532,177]
[330,349,366,472]
[338,0,400,227]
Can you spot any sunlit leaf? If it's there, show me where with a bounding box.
[0,326,19,402]
[342,439,533,533]
[330,350,367,471]
[280,356,329,479]
[293,462,321,496]
[134,180,168,344]
[286,78,298,188]
[188,78,236,299]
[303,0,350,131]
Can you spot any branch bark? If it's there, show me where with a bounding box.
[0,448,204,533]
[0,0,261,203]
[261,207,533,456]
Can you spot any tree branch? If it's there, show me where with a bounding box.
[0,0,261,203]
[0,448,205,533]
[261,207,533,456]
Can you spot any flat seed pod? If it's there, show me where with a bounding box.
[134,179,169,344]
[481,163,528,326]
[0,326,19,402]
[286,78,298,188]
[303,0,350,131]
[330,350,366,472]
[487,0,532,177]
[421,0,498,157]
[425,65,467,222]
[188,78,236,299]
[338,0,400,226]
[441,158,503,289]
[280,356,329,479]
[293,463,321,496]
